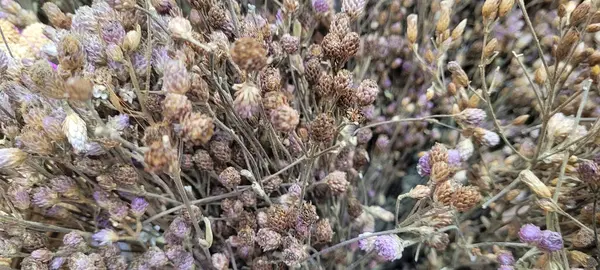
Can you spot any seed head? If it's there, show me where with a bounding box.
[181,112,214,145]
[356,79,379,106]
[256,228,282,251]
[219,167,242,189]
[233,82,262,119]
[498,0,514,17]
[50,176,79,199]
[342,32,360,58]
[482,0,500,22]
[8,185,30,210]
[281,34,300,54]
[0,148,27,169]
[324,171,349,195]
[538,230,563,252]
[518,224,542,244]
[58,34,85,71]
[42,2,71,29]
[373,235,405,261]
[209,140,232,163]
[162,59,190,94]
[430,162,450,183]
[168,17,193,40]
[163,93,192,122]
[571,0,591,26]
[262,91,289,116]
[407,14,418,44]
[63,112,89,154]
[270,105,299,133]
[314,219,333,243]
[519,169,552,199]
[456,108,487,127]
[309,113,336,144]
[65,76,93,101]
[144,138,176,173]
[452,186,481,212]
[304,58,322,85]
[260,68,281,92]
[192,149,213,171]
[448,61,469,87]
[231,37,267,71]
[267,204,292,233]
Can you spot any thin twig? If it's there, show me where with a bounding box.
[0,25,14,58]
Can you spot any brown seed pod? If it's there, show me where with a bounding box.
[430,162,450,183]
[430,143,449,163]
[452,186,482,212]
[434,181,458,206]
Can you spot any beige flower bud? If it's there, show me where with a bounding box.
[436,3,451,35]
[536,198,558,212]
[482,0,500,22]
[570,0,591,26]
[408,185,431,199]
[0,148,27,169]
[448,61,469,87]
[62,112,89,154]
[534,66,546,85]
[106,43,124,62]
[519,170,551,199]
[483,38,498,58]
[168,17,193,40]
[511,115,530,125]
[451,19,467,41]
[367,206,394,222]
[407,14,418,44]
[498,0,514,17]
[122,25,141,52]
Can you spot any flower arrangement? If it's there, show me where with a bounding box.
[0,0,599,269]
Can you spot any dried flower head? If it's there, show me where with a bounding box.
[324,171,349,195]
[231,37,267,71]
[233,82,262,119]
[538,230,563,252]
[270,105,300,133]
[452,186,481,212]
[0,148,27,169]
[519,224,542,244]
[181,112,214,145]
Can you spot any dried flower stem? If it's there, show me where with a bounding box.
[516,0,550,81]
[353,114,456,135]
[142,188,249,224]
[124,54,154,124]
[511,51,545,110]
[466,242,529,248]
[0,214,91,236]
[0,25,13,58]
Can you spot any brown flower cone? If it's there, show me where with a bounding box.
[452,186,482,212]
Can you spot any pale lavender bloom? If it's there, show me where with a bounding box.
[538,230,563,252]
[417,153,431,176]
[93,190,111,208]
[448,150,462,167]
[275,9,284,25]
[108,202,129,221]
[373,235,404,261]
[518,224,542,244]
[497,252,515,265]
[131,51,149,77]
[375,135,390,151]
[312,0,329,13]
[63,231,85,248]
[152,46,171,75]
[68,252,93,270]
[82,34,105,64]
[71,6,98,33]
[358,232,375,252]
[32,187,58,208]
[101,20,126,44]
[7,185,30,210]
[498,266,515,270]
[50,257,65,270]
[107,114,129,132]
[169,216,191,238]
[130,197,148,217]
[92,229,118,245]
[143,246,168,267]
[288,184,302,197]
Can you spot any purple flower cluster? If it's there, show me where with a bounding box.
[518,224,563,252]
